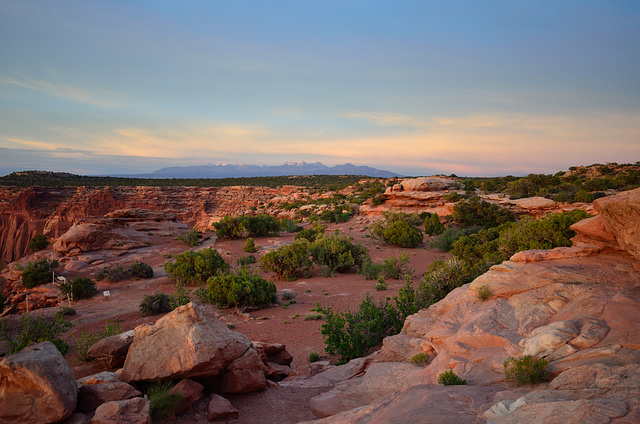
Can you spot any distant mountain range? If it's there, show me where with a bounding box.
[114,161,402,179]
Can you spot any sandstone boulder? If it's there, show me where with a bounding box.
[120,302,253,382]
[91,397,151,424]
[167,378,204,415]
[87,329,134,368]
[220,347,267,393]
[208,394,239,421]
[596,187,640,259]
[0,341,77,424]
[396,177,458,192]
[77,371,141,413]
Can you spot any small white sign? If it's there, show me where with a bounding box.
[103,291,111,297]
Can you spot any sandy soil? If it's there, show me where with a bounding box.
[52,217,445,423]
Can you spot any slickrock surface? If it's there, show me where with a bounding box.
[296,188,640,423]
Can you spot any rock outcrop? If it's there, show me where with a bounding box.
[0,341,77,424]
[297,188,640,423]
[0,185,301,264]
[121,302,256,383]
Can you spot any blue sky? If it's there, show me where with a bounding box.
[1,0,639,177]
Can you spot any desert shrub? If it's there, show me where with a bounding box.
[59,306,76,315]
[73,320,121,361]
[504,355,550,385]
[164,248,229,286]
[380,253,414,279]
[423,212,445,236]
[475,285,492,301]
[241,214,281,237]
[59,277,96,300]
[573,189,593,203]
[410,352,429,366]
[0,311,72,354]
[128,261,154,279]
[28,234,49,251]
[147,381,185,421]
[139,293,172,316]
[374,277,387,291]
[430,226,481,252]
[177,228,201,247]
[418,258,488,306]
[94,261,153,282]
[357,259,383,280]
[243,237,257,253]
[213,215,244,239]
[443,192,463,202]
[237,255,257,266]
[320,205,353,223]
[295,224,325,243]
[451,196,516,229]
[21,259,58,289]
[305,313,323,321]
[309,233,369,275]
[281,218,302,233]
[281,291,296,301]
[207,267,276,310]
[308,351,321,363]
[438,370,467,385]
[168,286,191,310]
[375,220,423,248]
[260,240,313,281]
[319,282,424,363]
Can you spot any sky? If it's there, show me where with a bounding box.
[1,0,639,177]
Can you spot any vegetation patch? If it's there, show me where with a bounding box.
[59,277,97,300]
[164,249,229,286]
[207,267,276,310]
[94,260,153,282]
[28,234,49,251]
[0,311,72,354]
[147,381,185,421]
[73,319,121,361]
[438,370,467,386]
[371,211,424,248]
[410,352,429,366]
[177,228,201,247]
[20,259,58,289]
[260,240,313,281]
[504,355,550,385]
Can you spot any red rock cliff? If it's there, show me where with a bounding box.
[0,185,297,265]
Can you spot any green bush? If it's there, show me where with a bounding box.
[73,320,121,361]
[243,237,257,253]
[0,311,72,354]
[242,214,281,237]
[504,355,550,385]
[168,286,191,310]
[213,215,245,239]
[423,213,445,236]
[451,196,515,229]
[308,351,321,362]
[438,370,467,385]
[58,306,76,315]
[281,218,303,233]
[295,225,325,243]
[177,228,201,247]
[371,212,423,248]
[164,248,229,286]
[139,293,172,316]
[94,261,153,282]
[475,285,492,301]
[374,278,387,291]
[305,313,323,321]
[418,258,487,306]
[309,233,370,276]
[21,259,58,289]
[237,255,257,266]
[260,240,313,281]
[443,192,463,203]
[430,226,481,252]
[410,352,429,366]
[357,259,383,280]
[207,267,276,310]
[28,234,49,251]
[380,253,414,279]
[59,277,96,300]
[147,381,185,421]
[319,282,424,363]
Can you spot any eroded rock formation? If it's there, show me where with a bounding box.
[296,188,640,423]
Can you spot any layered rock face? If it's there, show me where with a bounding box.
[298,188,640,423]
[0,185,298,264]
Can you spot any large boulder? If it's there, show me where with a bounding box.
[596,187,640,259]
[77,371,141,413]
[220,348,267,393]
[0,341,77,424]
[91,397,151,424]
[87,330,134,368]
[120,302,253,382]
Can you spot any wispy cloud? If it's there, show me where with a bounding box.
[0,74,122,107]
[346,111,428,128]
